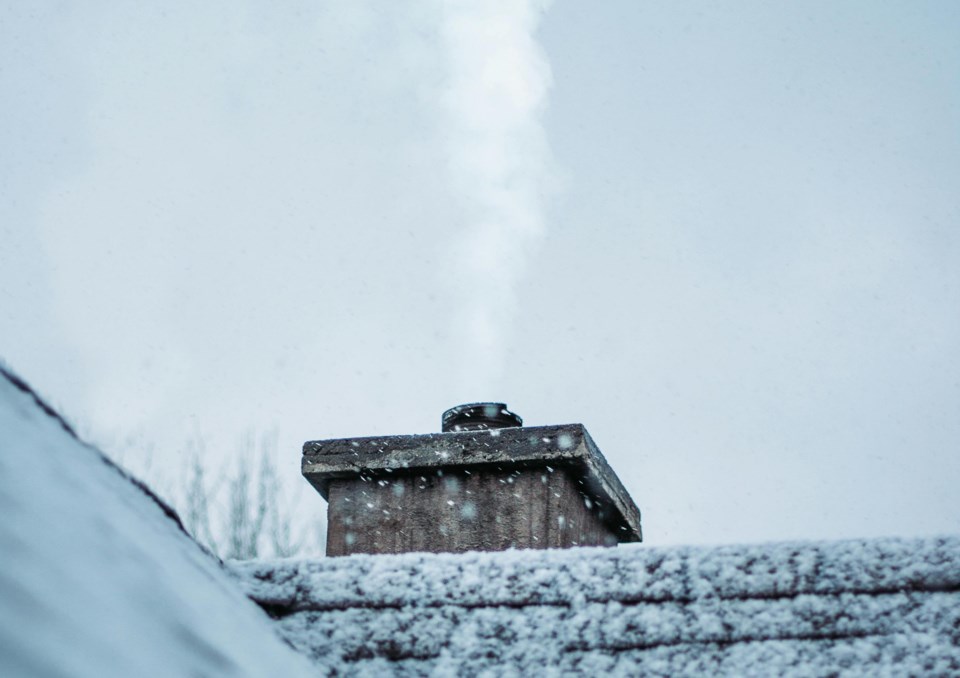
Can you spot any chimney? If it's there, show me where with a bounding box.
[302,403,642,556]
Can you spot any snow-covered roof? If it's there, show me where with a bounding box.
[0,366,314,678]
[235,535,960,676]
[4,362,959,676]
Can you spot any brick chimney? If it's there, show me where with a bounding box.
[302,403,642,556]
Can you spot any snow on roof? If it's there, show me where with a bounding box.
[0,367,314,678]
[234,536,960,676]
[5,362,957,676]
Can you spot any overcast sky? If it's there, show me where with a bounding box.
[2,0,958,549]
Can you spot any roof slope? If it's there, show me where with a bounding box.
[235,535,960,676]
[0,366,314,678]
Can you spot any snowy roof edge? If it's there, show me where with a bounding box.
[235,534,960,614]
[0,363,199,551]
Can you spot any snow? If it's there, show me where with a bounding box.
[0,368,314,678]
[4,361,958,677]
[234,536,960,676]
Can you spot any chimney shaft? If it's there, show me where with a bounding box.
[302,405,642,556]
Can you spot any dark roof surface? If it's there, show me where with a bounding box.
[235,535,960,676]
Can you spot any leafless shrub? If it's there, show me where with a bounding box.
[179,429,315,560]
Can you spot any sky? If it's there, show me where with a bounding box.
[2,0,959,550]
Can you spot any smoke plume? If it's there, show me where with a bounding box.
[439,0,555,398]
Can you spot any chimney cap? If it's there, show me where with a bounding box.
[442,402,522,432]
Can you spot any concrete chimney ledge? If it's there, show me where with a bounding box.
[303,424,642,556]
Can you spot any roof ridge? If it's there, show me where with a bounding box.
[252,579,960,616]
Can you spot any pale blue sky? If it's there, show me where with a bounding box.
[2,1,958,547]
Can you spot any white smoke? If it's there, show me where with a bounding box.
[439,0,556,398]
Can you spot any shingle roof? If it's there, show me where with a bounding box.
[235,536,960,676]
